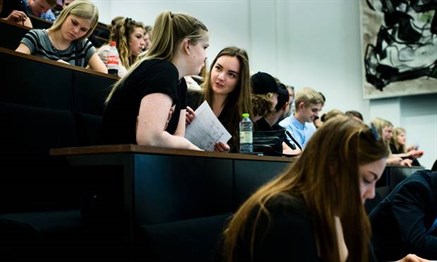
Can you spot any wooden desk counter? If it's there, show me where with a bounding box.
[51,144,293,224]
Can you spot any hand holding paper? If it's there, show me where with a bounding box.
[185,101,232,151]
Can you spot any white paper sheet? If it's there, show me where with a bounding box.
[185,101,232,151]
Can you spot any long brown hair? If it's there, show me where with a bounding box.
[200,46,253,150]
[222,115,389,262]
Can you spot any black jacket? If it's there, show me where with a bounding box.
[370,169,437,261]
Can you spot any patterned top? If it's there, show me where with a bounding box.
[20,29,96,67]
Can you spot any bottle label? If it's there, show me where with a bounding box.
[239,131,253,143]
[107,55,119,65]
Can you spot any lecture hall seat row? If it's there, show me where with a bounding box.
[0,46,120,260]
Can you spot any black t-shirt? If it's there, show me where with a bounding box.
[99,59,187,145]
[214,194,378,262]
[187,89,240,152]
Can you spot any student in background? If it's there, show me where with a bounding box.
[317,108,344,128]
[313,91,326,128]
[108,15,123,33]
[100,11,208,150]
[372,117,405,166]
[98,17,145,77]
[283,84,295,119]
[370,169,437,261]
[250,71,280,122]
[390,126,424,166]
[255,83,288,131]
[142,24,152,51]
[255,83,301,156]
[279,87,324,149]
[25,0,57,22]
[346,110,364,122]
[371,117,422,167]
[1,0,56,23]
[15,0,107,73]
[186,46,252,152]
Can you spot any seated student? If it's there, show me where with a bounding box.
[313,92,326,128]
[186,46,252,153]
[345,109,364,122]
[320,109,344,125]
[370,169,437,261]
[97,17,145,77]
[255,82,301,156]
[215,115,429,262]
[282,84,295,119]
[390,126,424,167]
[279,87,325,149]
[0,0,33,27]
[314,109,344,129]
[99,11,208,150]
[250,71,279,122]
[25,0,57,23]
[371,117,422,167]
[255,83,288,130]
[142,24,152,51]
[15,0,107,74]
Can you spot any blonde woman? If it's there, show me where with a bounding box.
[15,0,107,73]
[100,11,208,150]
[390,127,423,166]
[371,117,415,167]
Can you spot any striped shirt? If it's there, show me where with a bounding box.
[20,29,96,67]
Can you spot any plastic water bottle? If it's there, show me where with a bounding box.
[239,113,253,153]
[107,41,119,76]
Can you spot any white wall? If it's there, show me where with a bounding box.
[92,0,437,169]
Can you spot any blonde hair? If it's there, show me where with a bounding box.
[106,11,208,103]
[50,0,99,41]
[294,87,325,112]
[391,127,407,153]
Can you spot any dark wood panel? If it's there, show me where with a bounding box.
[28,15,52,29]
[133,154,233,224]
[234,159,291,209]
[51,145,293,227]
[0,47,117,113]
[0,48,73,110]
[0,19,30,50]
